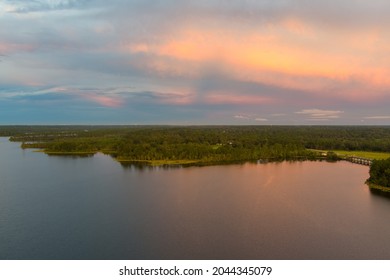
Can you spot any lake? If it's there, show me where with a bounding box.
[1,137,390,259]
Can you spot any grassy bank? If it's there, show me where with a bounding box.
[116,159,200,166]
[43,151,96,156]
[334,150,390,160]
[308,149,390,160]
[366,182,390,194]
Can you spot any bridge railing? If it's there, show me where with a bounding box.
[345,156,372,166]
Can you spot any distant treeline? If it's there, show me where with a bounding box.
[2,126,390,164]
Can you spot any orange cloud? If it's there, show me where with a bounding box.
[281,18,314,36]
[118,21,390,104]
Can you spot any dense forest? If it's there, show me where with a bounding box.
[2,125,390,191]
[2,126,390,164]
[367,158,390,190]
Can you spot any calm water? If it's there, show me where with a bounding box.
[1,137,390,259]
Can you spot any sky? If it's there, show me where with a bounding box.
[1,0,390,125]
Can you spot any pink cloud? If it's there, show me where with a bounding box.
[0,42,36,53]
[156,92,195,105]
[83,94,124,108]
[41,87,125,108]
[205,93,274,105]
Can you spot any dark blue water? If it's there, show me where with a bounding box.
[1,137,390,259]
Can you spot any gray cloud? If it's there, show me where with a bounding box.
[1,0,390,124]
[4,0,390,34]
[4,0,91,13]
[95,0,390,31]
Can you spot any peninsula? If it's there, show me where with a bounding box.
[2,125,390,193]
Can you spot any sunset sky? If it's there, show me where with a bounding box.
[1,0,390,124]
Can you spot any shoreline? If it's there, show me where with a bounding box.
[366,181,390,194]
[25,146,385,169]
[32,148,373,167]
[116,156,326,167]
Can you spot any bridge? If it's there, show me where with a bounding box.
[346,156,372,166]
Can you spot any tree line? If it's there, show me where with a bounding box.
[3,126,389,164]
